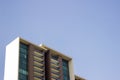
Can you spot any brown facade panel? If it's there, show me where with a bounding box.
[45,50,51,80]
[28,45,34,80]
[58,56,63,80]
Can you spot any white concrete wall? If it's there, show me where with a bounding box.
[69,59,75,80]
[4,37,20,80]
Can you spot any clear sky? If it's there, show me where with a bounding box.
[0,0,120,80]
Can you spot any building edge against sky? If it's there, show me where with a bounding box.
[4,37,85,80]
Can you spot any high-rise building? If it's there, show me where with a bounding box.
[4,37,85,80]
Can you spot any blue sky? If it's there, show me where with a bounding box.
[0,0,120,80]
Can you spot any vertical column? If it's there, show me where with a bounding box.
[58,57,63,80]
[69,60,75,80]
[45,50,51,80]
[28,45,34,80]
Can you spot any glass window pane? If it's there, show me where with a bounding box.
[62,59,70,80]
[19,43,28,80]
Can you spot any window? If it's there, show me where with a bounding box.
[62,59,70,80]
[19,43,28,80]
[51,55,58,60]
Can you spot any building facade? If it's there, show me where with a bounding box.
[4,37,84,80]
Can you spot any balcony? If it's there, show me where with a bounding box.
[51,68,59,73]
[51,63,59,68]
[34,61,44,67]
[34,77,40,80]
[34,56,43,62]
[34,72,44,76]
[51,73,59,78]
[51,58,58,63]
[34,66,44,72]
[34,51,44,57]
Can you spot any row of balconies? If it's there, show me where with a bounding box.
[34,51,44,58]
[51,57,60,80]
[33,51,45,80]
